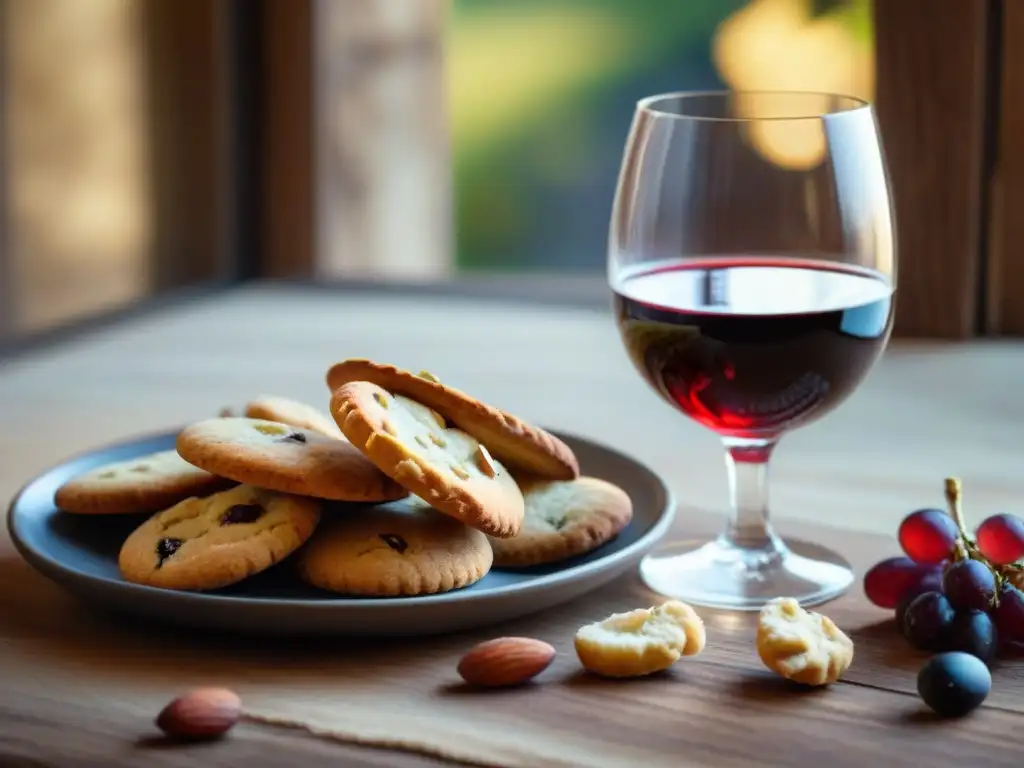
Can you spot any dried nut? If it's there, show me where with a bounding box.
[156,687,242,740]
[457,637,556,687]
[756,597,853,686]
[417,370,440,383]
[476,445,497,478]
[574,600,706,678]
[253,423,287,436]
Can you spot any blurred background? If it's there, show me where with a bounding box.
[0,0,873,341]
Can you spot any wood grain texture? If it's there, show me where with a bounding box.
[1,285,1024,766]
[873,0,991,338]
[986,0,1024,334]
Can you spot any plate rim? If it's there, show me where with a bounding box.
[7,426,676,610]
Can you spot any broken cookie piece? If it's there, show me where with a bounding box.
[574,600,706,678]
[756,597,854,686]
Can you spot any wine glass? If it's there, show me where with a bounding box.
[608,91,895,610]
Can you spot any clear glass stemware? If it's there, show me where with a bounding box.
[608,91,896,610]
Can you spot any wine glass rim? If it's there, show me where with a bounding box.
[635,90,871,122]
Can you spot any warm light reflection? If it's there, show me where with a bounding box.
[711,0,873,170]
[7,0,150,331]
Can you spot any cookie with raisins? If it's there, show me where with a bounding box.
[176,417,407,502]
[54,449,233,515]
[296,495,492,597]
[487,476,633,567]
[242,394,344,439]
[118,484,321,590]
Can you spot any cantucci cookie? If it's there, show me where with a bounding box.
[296,495,492,596]
[330,381,525,538]
[324,358,579,480]
[488,476,632,567]
[176,417,407,502]
[243,394,344,439]
[756,597,853,685]
[54,449,233,515]
[574,600,706,678]
[118,484,321,591]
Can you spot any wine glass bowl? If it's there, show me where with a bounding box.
[608,91,896,610]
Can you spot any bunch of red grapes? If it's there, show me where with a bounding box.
[864,479,1024,664]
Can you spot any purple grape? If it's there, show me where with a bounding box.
[894,567,945,627]
[993,583,1024,644]
[947,609,998,664]
[917,652,991,717]
[942,559,997,612]
[976,514,1024,565]
[898,508,960,564]
[902,591,955,651]
[864,556,931,609]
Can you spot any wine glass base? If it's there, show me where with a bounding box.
[638,535,854,611]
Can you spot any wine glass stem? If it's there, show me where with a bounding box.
[722,437,779,551]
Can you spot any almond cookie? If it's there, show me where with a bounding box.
[324,358,579,480]
[756,597,854,685]
[53,449,233,515]
[243,394,344,439]
[330,382,525,538]
[118,484,321,591]
[176,417,407,502]
[574,600,706,678]
[296,495,492,596]
[488,476,632,567]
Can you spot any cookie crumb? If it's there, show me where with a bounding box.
[756,598,853,686]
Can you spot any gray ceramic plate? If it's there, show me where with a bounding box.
[7,428,675,637]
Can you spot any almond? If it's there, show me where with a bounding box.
[457,637,556,688]
[475,444,497,478]
[156,687,242,740]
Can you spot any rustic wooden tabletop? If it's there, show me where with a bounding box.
[1,281,1022,767]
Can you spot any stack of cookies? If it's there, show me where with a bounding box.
[52,359,634,597]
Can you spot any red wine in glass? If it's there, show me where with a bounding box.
[613,258,894,439]
[609,90,896,610]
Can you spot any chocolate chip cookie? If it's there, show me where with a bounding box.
[118,484,321,590]
[296,495,492,596]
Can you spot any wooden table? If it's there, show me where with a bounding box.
[2,281,1023,767]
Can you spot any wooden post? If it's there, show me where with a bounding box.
[0,0,13,341]
[312,0,452,280]
[873,0,993,338]
[985,0,1024,335]
[261,0,315,279]
[140,0,230,290]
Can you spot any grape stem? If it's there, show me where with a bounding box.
[944,476,1008,602]
[944,477,969,538]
